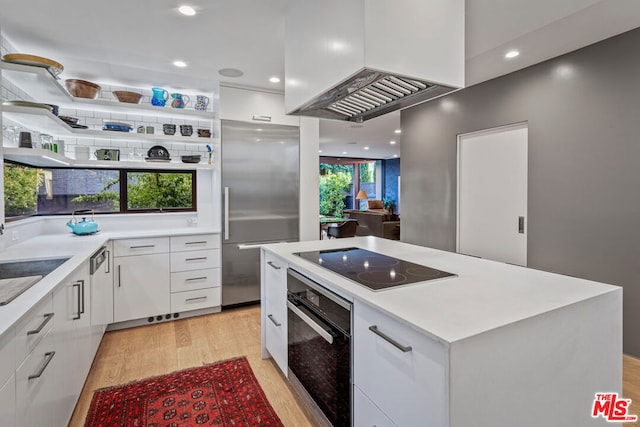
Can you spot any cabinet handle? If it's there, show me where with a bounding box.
[130,244,155,249]
[73,282,81,320]
[185,241,207,245]
[267,314,281,327]
[185,257,207,261]
[117,265,121,287]
[185,296,207,302]
[27,313,54,335]
[105,250,111,273]
[28,351,55,380]
[368,325,412,353]
[79,279,85,314]
[185,276,208,282]
[267,261,281,270]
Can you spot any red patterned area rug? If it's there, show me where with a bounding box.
[84,356,284,427]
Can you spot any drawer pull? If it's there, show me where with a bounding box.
[130,244,155,249]
[267,261,281,270]
[185,241,208,245]
[185,296,207,302]
[185,276,208,282]
[267,314,281,327]
[185,257,207,261]
[27,313,54,335]
[28,351,55,380]
[369,325,412,353]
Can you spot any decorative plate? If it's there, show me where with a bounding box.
[2,53,64,75]
[2,100,54,112]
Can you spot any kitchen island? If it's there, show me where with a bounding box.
[261,236,621,427]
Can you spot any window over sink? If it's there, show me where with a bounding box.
[3,161,196,221]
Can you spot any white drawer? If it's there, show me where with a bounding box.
[264,252,287,304]
[354,385,397,427]
[113,237,170,257]
[171,234,220,252]
[171,268,220,293]
[0,330,15,389]
[171,288,220,312]
[170,249,219,272]
[353,301,448,427]
[15,294,54,366]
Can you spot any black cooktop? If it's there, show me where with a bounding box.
[294,247,456,291]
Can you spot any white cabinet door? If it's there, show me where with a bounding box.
[354,301,448,427]
[354,385,396,427]
[114,253,170,322]
[262,252,288,374]
[0,374,16,427]
[52,262,91,426]
[220,86,300,126]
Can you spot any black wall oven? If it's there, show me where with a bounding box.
[287,269,352,426]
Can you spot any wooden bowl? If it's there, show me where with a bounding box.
[65,79,101,99]
[113,91,142,104]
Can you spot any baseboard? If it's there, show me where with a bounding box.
[106,306,221,331]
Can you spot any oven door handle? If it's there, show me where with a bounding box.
[287,301,334,345]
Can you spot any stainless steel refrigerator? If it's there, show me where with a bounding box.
[221,120,299,306]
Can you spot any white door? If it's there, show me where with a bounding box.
[457,123,528,266]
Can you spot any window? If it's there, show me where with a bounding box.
[3,161,196,221]
[320,158,381,210]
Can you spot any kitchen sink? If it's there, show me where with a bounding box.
[0,257,70,305]
[0,257,70,280]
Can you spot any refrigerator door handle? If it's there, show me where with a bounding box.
[224,186,230,241]
[237,241,287,250]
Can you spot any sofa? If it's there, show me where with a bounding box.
[343,208,400,240]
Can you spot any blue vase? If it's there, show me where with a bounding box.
[151,87,169,107]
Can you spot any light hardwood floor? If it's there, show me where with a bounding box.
[69,305,317,427]
[70,305,640,427]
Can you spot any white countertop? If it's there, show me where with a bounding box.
[263,236,620,345]
[0,227,218,339]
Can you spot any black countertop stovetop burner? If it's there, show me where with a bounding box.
[294,247,455,291]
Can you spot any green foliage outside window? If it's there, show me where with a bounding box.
[319,171,351,218]
[71,177,120,210]
[359,162,375,183]
[127,172,193,210]
[4,164,43,217]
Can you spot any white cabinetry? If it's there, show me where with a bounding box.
[0,374,16,427]
[15,328,56,427]
[52,261,91,425]
[169,234,221,312]
[220,86,299,126]
[353,301,448,427]
[113,237,170,323]
[261,251,288,375]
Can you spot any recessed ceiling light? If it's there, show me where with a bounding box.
[393,154,398,158]
[342,151,347,155]
[505,50,520,59]
[256,128,263,132]
[178,5,196,16]
[269,76,281,83]
[364,146,370,150]
[389,140,396,145]
[394,129,402,134]
[256,138,261,142]
[218,68,244,78]
[319,150,323,153]
[173,60,187,68]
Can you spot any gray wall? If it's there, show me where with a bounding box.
[402,27,640,356]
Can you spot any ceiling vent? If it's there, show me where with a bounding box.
[285,0,464,122]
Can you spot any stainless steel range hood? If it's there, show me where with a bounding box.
[287,68,457,122]
[285,0,465,122]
